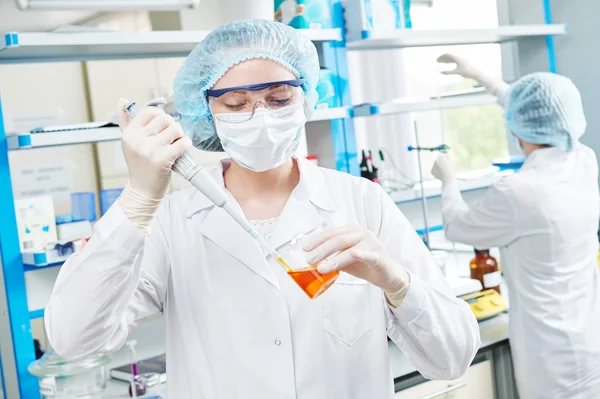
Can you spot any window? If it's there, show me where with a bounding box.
[350,0,510,181]
[404,0,509,177]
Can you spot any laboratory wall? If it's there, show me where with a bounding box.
[348,49,420,183]
[0,62,98,214]
[0,62,99,345]
[507,0,600,176]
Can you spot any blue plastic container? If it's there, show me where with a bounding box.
[492,155,525,171]
[316,67,338,109]
[364,0,410,30]
[70,192,97,222]
[55,213,81,224]
[274,0,332,29]
[100,188,124,216]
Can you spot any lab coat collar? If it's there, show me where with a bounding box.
[291,156,339,212]
[195,199,281,289]
[521,146,569,170]
[183,156,338,290]
[185,156,338,217]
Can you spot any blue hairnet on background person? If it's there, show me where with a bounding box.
[44,20,480,399]
[505,72,587,151]
[436,54,588,152]
[433,54,600,399]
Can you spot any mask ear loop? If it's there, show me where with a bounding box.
[208,97,217,119]
[297,88,309,119]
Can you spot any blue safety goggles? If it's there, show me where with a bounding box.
[206,78,305,98]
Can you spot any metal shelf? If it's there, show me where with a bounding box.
[29,309,44,320]
[301,29,343,42]
[310,106,350,121]
[0,28,343,64]
[390,170,514,205]
[354,90,497,117]
[22,248,73,269]
[347,24,566,51]
[23,263,63,273]
[7,127,122,150]
[7,108,350,150]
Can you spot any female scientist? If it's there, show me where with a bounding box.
[45,21,479,398]
[432,54,600,399]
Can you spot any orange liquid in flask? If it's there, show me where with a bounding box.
[277,257,339,299]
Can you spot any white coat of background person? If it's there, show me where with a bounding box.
[44,21,480,399]
[432,54,600,399]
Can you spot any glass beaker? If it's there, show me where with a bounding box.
[277,230,339,300]
[28,350,111,399]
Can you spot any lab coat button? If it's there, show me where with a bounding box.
[274,340,281,346]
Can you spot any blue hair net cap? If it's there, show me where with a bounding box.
[505,72,586,151]
[174,19,319,152]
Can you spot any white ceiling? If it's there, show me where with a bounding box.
[0,0,97,33]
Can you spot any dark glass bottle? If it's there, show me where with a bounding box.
[368,150,379,183]
[360,150,371,179]
[470,249,501,294]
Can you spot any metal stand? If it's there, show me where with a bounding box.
[413,121,431,247]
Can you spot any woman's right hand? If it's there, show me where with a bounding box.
[437,53,509,98]
[117,98,192,200]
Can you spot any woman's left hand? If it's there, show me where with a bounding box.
[303,226,410,294]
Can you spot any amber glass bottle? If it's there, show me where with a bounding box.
[470,249,501,294]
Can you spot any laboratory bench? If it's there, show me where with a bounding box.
[391,313,517,399]
[102,313,516,399]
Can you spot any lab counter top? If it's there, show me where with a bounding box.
[103,313,510,398]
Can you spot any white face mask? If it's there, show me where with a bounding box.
[214,104,306,172]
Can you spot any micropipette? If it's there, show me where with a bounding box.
[123,99,288,268]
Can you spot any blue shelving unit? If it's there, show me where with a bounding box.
[0,1,563,397]
[0,94,41,398]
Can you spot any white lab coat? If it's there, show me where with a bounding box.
[46,157,479,399]
[441,144,600,399]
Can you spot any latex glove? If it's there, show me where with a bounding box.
[118,98,191,199]
[437,53,481,80]
[117,98,192,233]
[303,226,411,306]
[437,53,509,97]
[431,155,457,185]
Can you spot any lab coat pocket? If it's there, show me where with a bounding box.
[323,274,373,346]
